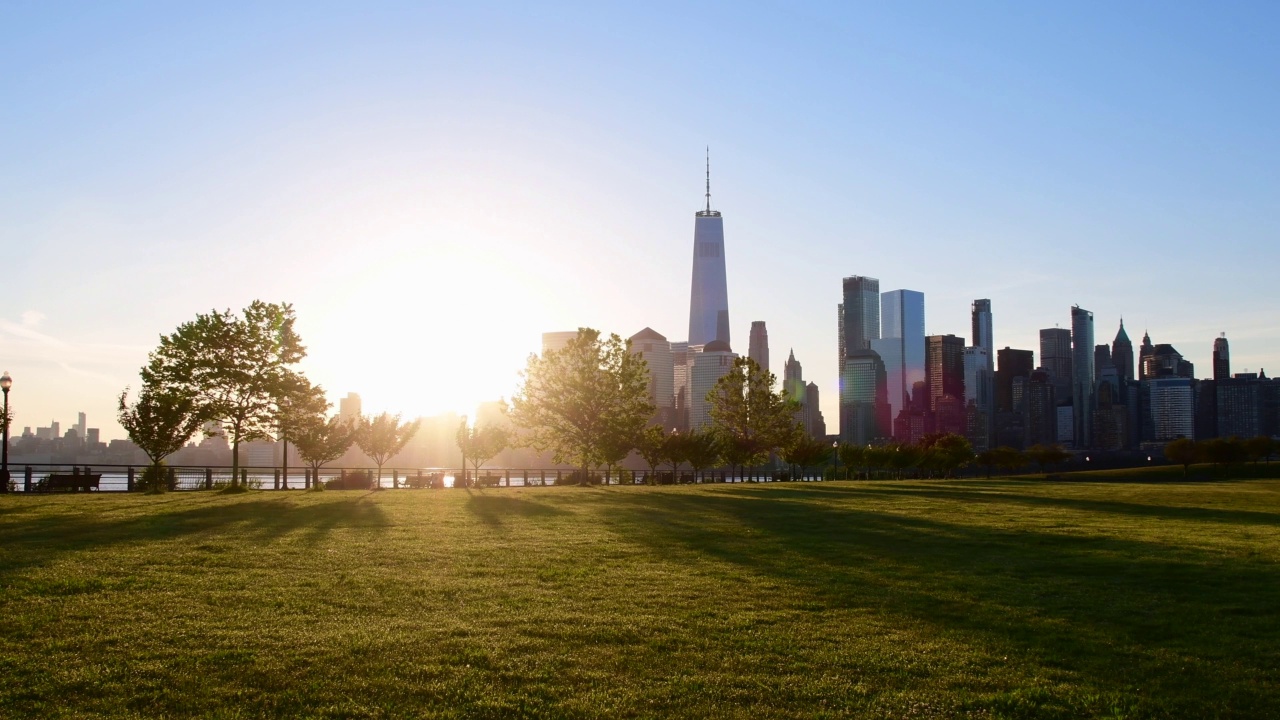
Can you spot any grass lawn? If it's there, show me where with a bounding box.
[1,477,1278,718]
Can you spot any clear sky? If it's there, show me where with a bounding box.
[3,2,1279,440]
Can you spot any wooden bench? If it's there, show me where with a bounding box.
[41,473,101,492]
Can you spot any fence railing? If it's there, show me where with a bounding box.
[0,464,834,493]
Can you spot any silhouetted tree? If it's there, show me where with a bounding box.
[1026,443,1072,474]
[356,413,420,489]
[708,357,800,480]
[636,425,671,484]
[781,434,832,480]
[681,427,722,482]
[455,420,508,488]
[510,328,653,481]
[117,387,203,492]
[140,300,307,487]
[274,374,328,489]
[294,415,356,488]
[1244,435,1275,465]
[1163,438,1198,478]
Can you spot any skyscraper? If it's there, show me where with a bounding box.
[629,327,674,426]
[840,349,888,445]
[1071,305,1095,449]
[995,347,1034,413]
[926,334,965,412]
[963,346,994,450]
[1040,327,1073,403]
[748,321,770,375]
[1213,334,1230,380]
[971,299,993,370]
[1112,320,1134,383]
[688,153,730,348]
[839,276,881,363]
[689,341,737,430]
[876,289,925,436]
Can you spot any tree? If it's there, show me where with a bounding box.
[1244,435,1275,465]
[838,443,865,479]
[993,446,1026,476]
[929,434,974,478]
[293,415,356,489]
[117,387,203,492]
[274,374,328,489]
[781,434,832,479]
[356,413,420,489]
[707,357,800,480]
[140,301,306,487]
[1163,438,1198,478]
[1026,443,1072,474]
[1201,437,1247,477]
[976,449,1000,479]
[681,427,723,482]
[636,425,671,484]
[509,328,653,481]
[455,421,508,488]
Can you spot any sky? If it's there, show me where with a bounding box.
[3,2,1279,440]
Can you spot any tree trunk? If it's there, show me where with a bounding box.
[232,439,240,488]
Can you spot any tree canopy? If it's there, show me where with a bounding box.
[140,300,307,486]
[117,387,203,471]
[707,357,800,473]
[294,415,356,484]
[356,413,420,488]
[455,421,509,488]
[509,328,653,476]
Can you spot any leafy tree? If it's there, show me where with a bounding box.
[888,443,923,480]
[921,434,973,478]
[993,446,1026,476]
[274,374,328,489]
[707,357,800,479]
[455,421,509,488]
[356,412,420,489]
[976,449,1000,479]
[781,434,832,479]
[1026,443,1072,474]
[117,387,203,492]
[140,300,306,487]
[838,443,865,479]
[664,430,689,480]
[1201,437,1247,477]
[510,328,653,480]
[636,425,671,484]
[681,427,723,482]
[1244,435,1275,465]
[293,415,356,489]
[1163,438,1198,478]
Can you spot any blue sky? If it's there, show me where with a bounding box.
[3,2,1278,438]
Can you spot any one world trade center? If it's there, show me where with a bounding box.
[688,152,730,348]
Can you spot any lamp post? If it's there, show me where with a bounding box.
[832,440,840,480]
[1,371,11,492]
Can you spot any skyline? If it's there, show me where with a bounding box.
[4,3,1280,441]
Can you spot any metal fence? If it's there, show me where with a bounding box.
[0,464,833,493]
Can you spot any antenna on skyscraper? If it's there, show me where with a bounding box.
[705,146,712,213]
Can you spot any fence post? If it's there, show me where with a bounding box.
[241,468,248,486]
[168,467,177,492]
[274,469,280,491]
[305,469,311,489]
[127,467,135,492]
[504,469,510,487]
[205,468,213,490]
[393,470,399,489]
[24,466,32,493]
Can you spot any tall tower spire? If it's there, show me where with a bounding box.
[704,146,712,213]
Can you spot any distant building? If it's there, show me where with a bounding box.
[840,349,889,445]
[339,393,362,424]
[688,155,730,348]
[1213,334,1231,381]
[1040,327,1073,404]
[971,299,993,370]
[1071,306,1095,449]
[1140,336,1195,380]
[1146,377,1195,443]
[876,289,925,439]
[925,335,965,413]
[689,341,737,430]
[963,346,994,450]
[629,327,675,427]
[541,331,579,355]
[839,276,881,387]
[748,321,769,376]
[672,341,691,432]
[1112,320,1135,384]
[1025,369,1057,447]
[996,347,1034,413]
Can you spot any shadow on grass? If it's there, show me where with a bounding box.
[0,494,390,578]
[464,492,570,528]
[595,486,1280,714]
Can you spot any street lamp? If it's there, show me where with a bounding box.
[1,371,11,492]
[832,440,840,480]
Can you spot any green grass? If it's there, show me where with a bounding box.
[1,478,1278,719]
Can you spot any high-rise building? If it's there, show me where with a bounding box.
[996,347,1035,413]
[806,382,827,438]
[840,349,888,445]
[339,393,362,424]
[1040,327,1073,403]
[963,346,994,450]
[971,299,993,370]
[688,154,730,348]
[689,341,737,430]
[1213,334,1230,381]
[1146,377,1195,442]
[877,289,925,437]
[748,321,770,375]
[1112,320,1134,383]
[1025,368,1057,447]
[1139,337,1195,380]
[542,331,579,355]
[1071,306,1095,449]
[629,327,674,426]
[925,334,965,412]
[671,341,690,431]
[76,412,87,441]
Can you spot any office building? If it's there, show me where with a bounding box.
[541,331,579,355]
[996,347,1034,413]
[877,289,925,438]
[971,299,993,369]
[689,341,737,430]
[963,346,994,450]
[1213,334,1231,381]
[688,155,730,348]
[339,393,362,424]
[838,276,881,379]
[925,334,965,412]
[1040,327,1073,403]
[629,327,675,426]
[672,341,690,431]
[748,321,770,375]
[1112,320,1134,384]
[1025,369,1057,447]
[1071,306,1095,449]
[1139,335,1195,380]
[1146,377,1195,442]
[840,349,889,445]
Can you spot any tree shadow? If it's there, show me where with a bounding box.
[593,486,1280,714]
[464,492,570,528]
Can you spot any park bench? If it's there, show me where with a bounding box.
[39,473,102,492]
